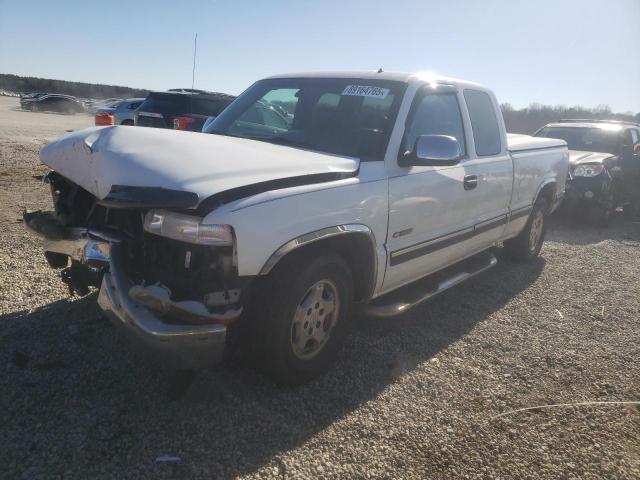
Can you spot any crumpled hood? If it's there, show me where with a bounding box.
[568,150,615,166]
[40,126,359,205]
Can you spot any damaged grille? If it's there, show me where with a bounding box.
[128,233,233,301]
[48,172,236,302]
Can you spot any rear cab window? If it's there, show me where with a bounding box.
[463,89,502,156]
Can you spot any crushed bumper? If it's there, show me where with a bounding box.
[25,213,238,368]
[98,244,228,367]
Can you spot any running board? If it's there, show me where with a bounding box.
[364,251,498,318]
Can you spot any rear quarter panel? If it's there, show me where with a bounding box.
[504,141,568,237]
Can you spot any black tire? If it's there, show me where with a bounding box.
[252,252,354,385]
[504,198,548,262]
[588,190,614,227]
[121,119,134,126]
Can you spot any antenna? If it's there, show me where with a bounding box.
[191,33,198,91]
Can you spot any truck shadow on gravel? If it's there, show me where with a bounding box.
[1,251,545,478]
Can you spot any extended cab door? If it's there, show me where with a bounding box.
[383,86,486,292]
[459,89,513,245]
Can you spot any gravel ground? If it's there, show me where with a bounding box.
[1,97,639,479]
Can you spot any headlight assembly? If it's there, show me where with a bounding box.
[573,164,604,177]
[144,210,233,246]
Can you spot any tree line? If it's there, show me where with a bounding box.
[1,74,638,133]
[501,103,639,134]
[0,74,148,100]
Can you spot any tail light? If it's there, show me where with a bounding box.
[95,112,115,126]
[173,116,195,130]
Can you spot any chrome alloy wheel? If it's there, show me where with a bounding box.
[290,280,340,360]
[529,209,544,252]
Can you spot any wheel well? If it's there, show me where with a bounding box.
[537,183,556,212]
[269,233,377,302]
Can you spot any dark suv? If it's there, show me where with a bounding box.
[135,89,236,132]
[535,119,640,225]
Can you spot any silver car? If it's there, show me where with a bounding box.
[95,98,145,125]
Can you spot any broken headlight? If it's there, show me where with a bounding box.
[573,164,604,177]
[144,210,233,246]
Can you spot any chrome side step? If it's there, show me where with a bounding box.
[364,251,498,318]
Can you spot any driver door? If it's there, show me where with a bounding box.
[383,88,482,293]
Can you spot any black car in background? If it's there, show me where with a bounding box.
[535,119,640,225]
[19,93,85,114]
[135,90,236,132]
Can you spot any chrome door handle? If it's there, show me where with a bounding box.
[464,175,478,190]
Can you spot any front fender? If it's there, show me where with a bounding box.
[200,168,389,293]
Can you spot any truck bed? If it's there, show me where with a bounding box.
[507,133,566,152]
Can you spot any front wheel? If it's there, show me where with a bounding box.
[254,253,354,385]
[504,198,548,262]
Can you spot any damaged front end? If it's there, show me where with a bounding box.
[24,171,246,367]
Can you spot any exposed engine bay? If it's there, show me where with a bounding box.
[24,171,245,326]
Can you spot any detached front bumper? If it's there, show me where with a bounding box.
[25,215,238,368]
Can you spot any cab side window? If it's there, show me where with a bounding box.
[402,93,466,156]
[463,89,502,156]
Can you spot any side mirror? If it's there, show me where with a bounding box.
[399,134,462,167]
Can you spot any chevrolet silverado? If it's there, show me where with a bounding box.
[24,71,569,384]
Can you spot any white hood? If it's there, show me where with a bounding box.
[40,126,359,204]
[568,150,614,166]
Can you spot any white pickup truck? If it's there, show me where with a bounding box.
[25,71,568,384]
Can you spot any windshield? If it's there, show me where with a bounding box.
[205,78,406,161]
[536,126,621,154]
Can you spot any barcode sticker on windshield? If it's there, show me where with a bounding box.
[341,85,389,98]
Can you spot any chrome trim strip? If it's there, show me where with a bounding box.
[259,224,378,296]
[509,205,532,221]
[474,215,508,234]
[390,226,474,258]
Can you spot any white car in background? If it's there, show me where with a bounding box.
[94,98,145,126]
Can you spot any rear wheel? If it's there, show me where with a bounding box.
[504,198,548,262]
[252,253,354,385]
[121,119,134,126]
